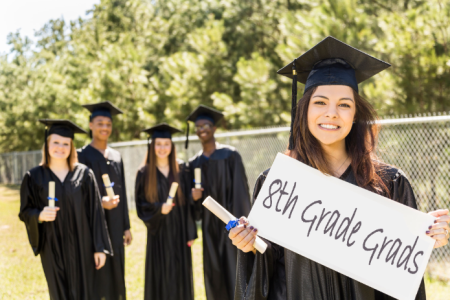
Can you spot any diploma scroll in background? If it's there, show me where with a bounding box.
[248,153,435,300]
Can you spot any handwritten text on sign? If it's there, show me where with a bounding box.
[247,153,435,300]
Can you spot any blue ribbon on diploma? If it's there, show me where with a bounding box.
[168,195,173,200]
[226,219,240,231]
[47,197,58,202]
[193,179,201,184]
[104,182,115,188]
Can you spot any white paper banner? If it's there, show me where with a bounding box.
[248,153,435,300]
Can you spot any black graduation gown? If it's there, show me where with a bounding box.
[189,143,252,300]
[234,165,427,300]
[19,164,112,300]
[77,145,130,300]
[135,162,198,300]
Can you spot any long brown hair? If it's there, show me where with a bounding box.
[144,139,185,204]
[287,87,389,195]
[40,136,78,172]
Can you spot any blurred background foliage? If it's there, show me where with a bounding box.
[0,0,449,152]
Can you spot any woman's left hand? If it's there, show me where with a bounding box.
[123,229,132,246]
[427,209,450,249]
[94,252,107,270]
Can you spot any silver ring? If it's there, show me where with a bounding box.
[445,229,449,236]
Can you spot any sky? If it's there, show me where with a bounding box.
[0,0,99,55]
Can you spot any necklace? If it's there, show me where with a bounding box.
[335,155,349,177]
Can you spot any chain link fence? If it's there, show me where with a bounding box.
[1,114,450,281]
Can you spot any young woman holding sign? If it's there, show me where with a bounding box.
[228,37,450,300]
[135,123,197,300]
[19,119,112,300]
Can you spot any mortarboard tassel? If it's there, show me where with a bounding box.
[288,59,297,150]
[185,122,189,149]
[89,115,93,138]
[44,126,49,164]
[147,136,151,164]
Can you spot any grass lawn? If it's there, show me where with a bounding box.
[0,184,206,300]
[1,184,449,299]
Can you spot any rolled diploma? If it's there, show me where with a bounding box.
[195,168,201,189]
[102,174,115,200]
[202,196,267,254]
[48,181,55,207]
[166,182,179,205]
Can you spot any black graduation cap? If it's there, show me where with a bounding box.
[39,119,87,163]
[277,36,391,150]
[142,123,182,163]
[185,105,224,149]
[142,123,182,139]
[82,101,123,121]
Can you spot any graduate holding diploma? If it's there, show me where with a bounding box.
[185,105,252,300]
[227,37,450,300]
[19,119,112,300]
[77,101,131,300]
[135,123,197,300]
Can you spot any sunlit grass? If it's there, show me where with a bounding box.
[0,184,447,300]
[0,184,206,300]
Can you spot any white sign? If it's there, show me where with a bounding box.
[248,153,435,300]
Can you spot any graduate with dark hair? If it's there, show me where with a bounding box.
[228,36,450,300]
[135,123,197,300]
[186,105,251,300]
[77,102,131,300]
[19,119,112,300]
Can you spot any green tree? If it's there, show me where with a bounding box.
[1,0,449,152]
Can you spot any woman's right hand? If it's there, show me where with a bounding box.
[228,217,258,253]
[192,188,204,201]
[161,203,175,215]
[38,206,60,222]
[94,252,106,270]
[102,195,120,210]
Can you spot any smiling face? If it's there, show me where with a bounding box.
[48,134,72,160]
[307,85,356,148]
[154,138,172,160]
[195,119,216,143]
[89,116,112,141]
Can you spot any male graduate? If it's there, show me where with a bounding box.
[77,101,131,300]
[186,105,251,300]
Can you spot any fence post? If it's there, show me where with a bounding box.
[22,152,26,183]
[13,152,18,184]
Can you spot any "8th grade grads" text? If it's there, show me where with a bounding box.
[262,179,424,274]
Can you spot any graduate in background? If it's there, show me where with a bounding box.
[77,101,131,300]
[135,123,197,300]
[186,105,251,300]
[228,37,450,300]
[19,119,112,300]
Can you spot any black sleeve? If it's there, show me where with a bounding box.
[135,170,164,235]
[379,170,427,300]
[180,163,198,241]
[18,172,43,256]
[390,171,418,209]
[235,171,285,300]
[229,151,251,218]
[84,169,113,255]
[120,159,131,231]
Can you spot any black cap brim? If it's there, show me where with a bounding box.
[39,119,87,135]
[277,36,391,84]
[142,123,182,136]
[82,101,123,115]
[186,105,224,124]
